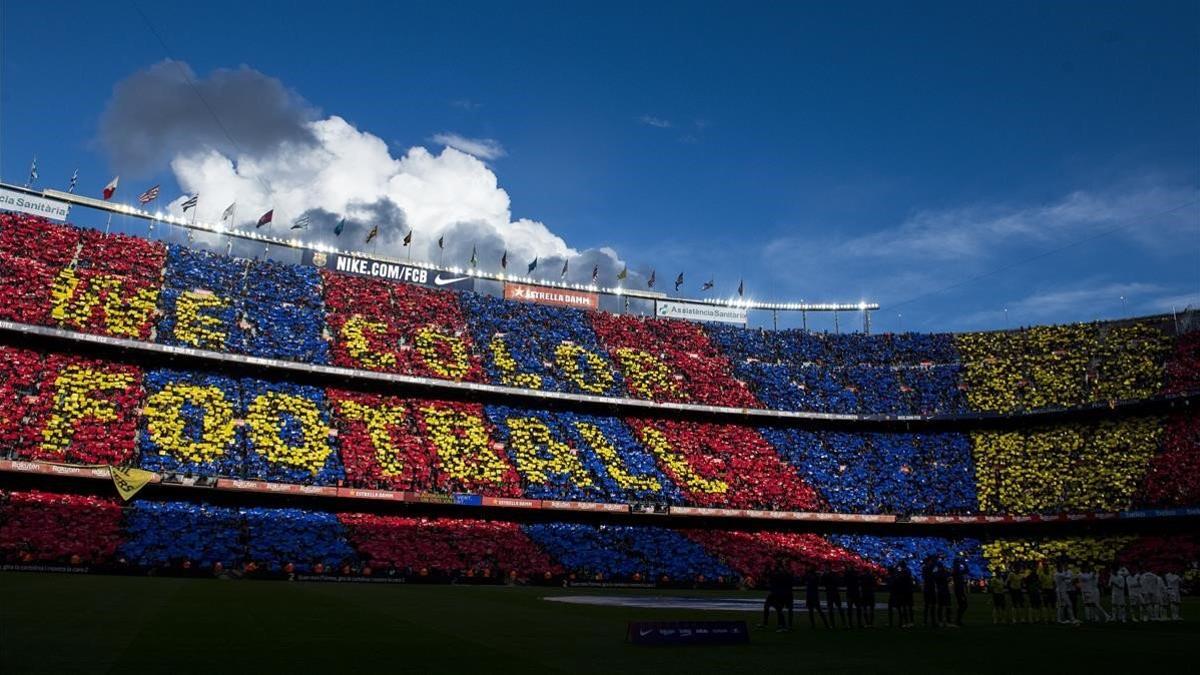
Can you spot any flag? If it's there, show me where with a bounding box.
[701,278,714,291]
[102,176,120,200]
[561,259,569,279]
[591,264,599,283]
[334,218,345,236]
[27,157,37,186]
[527,257,538,273]
[737,279,744,297]
[366,224,379,243]
[469,245,477,267]
[221,202,235,221]
[256,209,273,228]
[617,265,628,281]
[648,270,656,288]
[137,185,160,205]
[403,230,412,246]
[674,273,684,291]
[501,250,508,269]
[110,466,156,501]
[181,194,199,212]
[68,169,78,194]
[291,213,311,230]
[437,235,444,249]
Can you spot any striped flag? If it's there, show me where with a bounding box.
[137,185,160,205]
[181,194,199,212]
[617,265,628,281]
[27,157,37,186]
[67,169,78,194]
[291,213,311,230]
[591,264,599,283]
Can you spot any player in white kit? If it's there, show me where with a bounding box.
[1127,568,1143,622]
[1054,561,1077,624]
[1110,567,1130,623]
[1163,571,1182,621]
[1140,570,1162,621]
[1078,568,1109,622]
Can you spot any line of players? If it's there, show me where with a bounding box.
[990,560,1184,624]
[759,557,1185,632]
[760,557,974,631]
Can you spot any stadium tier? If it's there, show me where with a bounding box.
[0,212,1197,585]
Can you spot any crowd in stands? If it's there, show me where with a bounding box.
[707,326,969,416]
[0,310,1194,517]
[0,213,1192,421]
[972,418,1163,515]
[462,293,627,396]
[760,429,978,515]
[956,323,1171,414]
[13,488,1137,588]
[0,213,1197,590]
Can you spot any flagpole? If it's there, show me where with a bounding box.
[105,213,112,235]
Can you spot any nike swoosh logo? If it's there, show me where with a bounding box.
[434,275,470,286]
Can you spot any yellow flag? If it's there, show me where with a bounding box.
[110,466,157,501]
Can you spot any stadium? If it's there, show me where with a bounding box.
[1,4,1198,673]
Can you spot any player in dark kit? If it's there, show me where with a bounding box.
[933,559,953,627]
[759,559,794,632]
[952,556,970,626]
[824,566,847,628]
[804,566,829,628]
[861,568,877,627]
[921,556,938,626]
[845,568,863,628]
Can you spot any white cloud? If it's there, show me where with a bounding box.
[429,132,506,160]
[165,116,595,273]
[835,185,1199,262]
[639,115,672,128]
[1149,291,1200,313]
[102,61,629,281]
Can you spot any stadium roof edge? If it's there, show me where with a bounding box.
[5,181,877,313]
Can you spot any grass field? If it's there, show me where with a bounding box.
[1,572,1196,674]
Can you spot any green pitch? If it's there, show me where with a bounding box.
[1,572,1195,674]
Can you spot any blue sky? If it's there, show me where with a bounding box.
[0,0,1196,332]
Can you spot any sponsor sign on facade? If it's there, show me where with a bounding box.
[654,299,747,325]
[504,282,599,310]
[302,250,475,290]
[0,187,70,221]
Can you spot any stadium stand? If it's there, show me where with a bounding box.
[0,212,1196,587]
